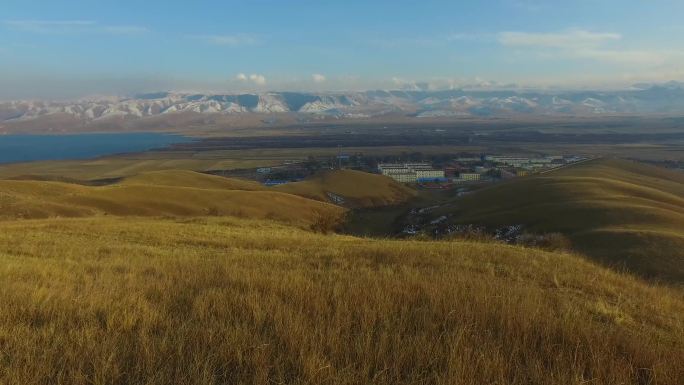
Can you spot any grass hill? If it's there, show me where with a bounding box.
[120,169,267,191]
[0,152,279,181]
[0,215,682,384]
[434,158,684,282]
[273,169,417,208]
[0,170,343,229]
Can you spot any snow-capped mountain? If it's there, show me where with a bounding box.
[2,83,684,124]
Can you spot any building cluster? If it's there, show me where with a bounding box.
[379,154,586,185]
[378,163,446,183]
[484,155,564,169]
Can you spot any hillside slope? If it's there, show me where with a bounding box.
[274,169,417,208]
[0,153,279,181]
[437,158,684,281]
[0,170,343,228]
[120,169,267,191]
[0,216,682,384]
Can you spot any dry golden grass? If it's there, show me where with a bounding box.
[0,153,281,181]
[441,158,684,282]
[274,169,417,208]
[0,170,343,228]
[0,216,682,385]
[120,170,266,191]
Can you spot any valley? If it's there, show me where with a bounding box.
[353,159,684,283]
[4,2,684,383]
[0,127,684,385]
[0,116,682,384]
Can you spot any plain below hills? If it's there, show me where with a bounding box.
[435,158,684,282]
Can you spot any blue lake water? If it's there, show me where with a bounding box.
[0,133,191,164]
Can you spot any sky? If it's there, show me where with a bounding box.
[1,0,684,99]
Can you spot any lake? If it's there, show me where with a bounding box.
[0,133,191,164]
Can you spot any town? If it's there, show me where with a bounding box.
[228,152,589,189]
[378,154,587,186]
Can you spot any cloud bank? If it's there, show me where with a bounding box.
[2,19,149,35]
[499,30,621,48]
[498,29,682,68]
[191,34,259,46]
[236,73,267,85]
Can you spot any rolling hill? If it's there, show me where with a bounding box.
[0,170,343,229]
[0,153,280,181]
[432,158,684,282]
[0,169,416,227]
[273,169,417,208]
[0,215,682,384]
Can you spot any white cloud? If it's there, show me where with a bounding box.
[499,30,621,49]
[235,73,266,85]
[312,74,326,83]
[2,19,148,35]
[497,29,683,68]
[249,74,267,85]
[391,77,409,86]
[575,49,669,66]
[390,77,432,91]
[101,25,150,36]
[191,34,259,46]
[2,20,95,33]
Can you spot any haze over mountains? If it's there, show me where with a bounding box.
[2,82,684,124]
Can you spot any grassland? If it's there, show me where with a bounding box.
[0,151,282,181]
[0,167,419,229]
[274,169,417,208]
[0,170,344,228]
[1,152,683,383]
[0,215,682,384]
[436,158,684,282]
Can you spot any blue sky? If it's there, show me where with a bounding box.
[1,0,683,98]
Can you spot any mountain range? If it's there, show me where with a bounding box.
[2,82,684,124]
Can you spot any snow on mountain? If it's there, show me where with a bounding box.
[253,94,288,113]
[299,95,360,113]
[552,96,572,105]
[451,96,477,107]
[2,83,684,123]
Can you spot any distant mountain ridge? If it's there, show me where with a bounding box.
[2,83,684,123]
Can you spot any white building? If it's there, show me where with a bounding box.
[455,173,481,183]
[390,172,418,183]
[403,162,431,169]
[415,168,445,179]
[378,163,444,183]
